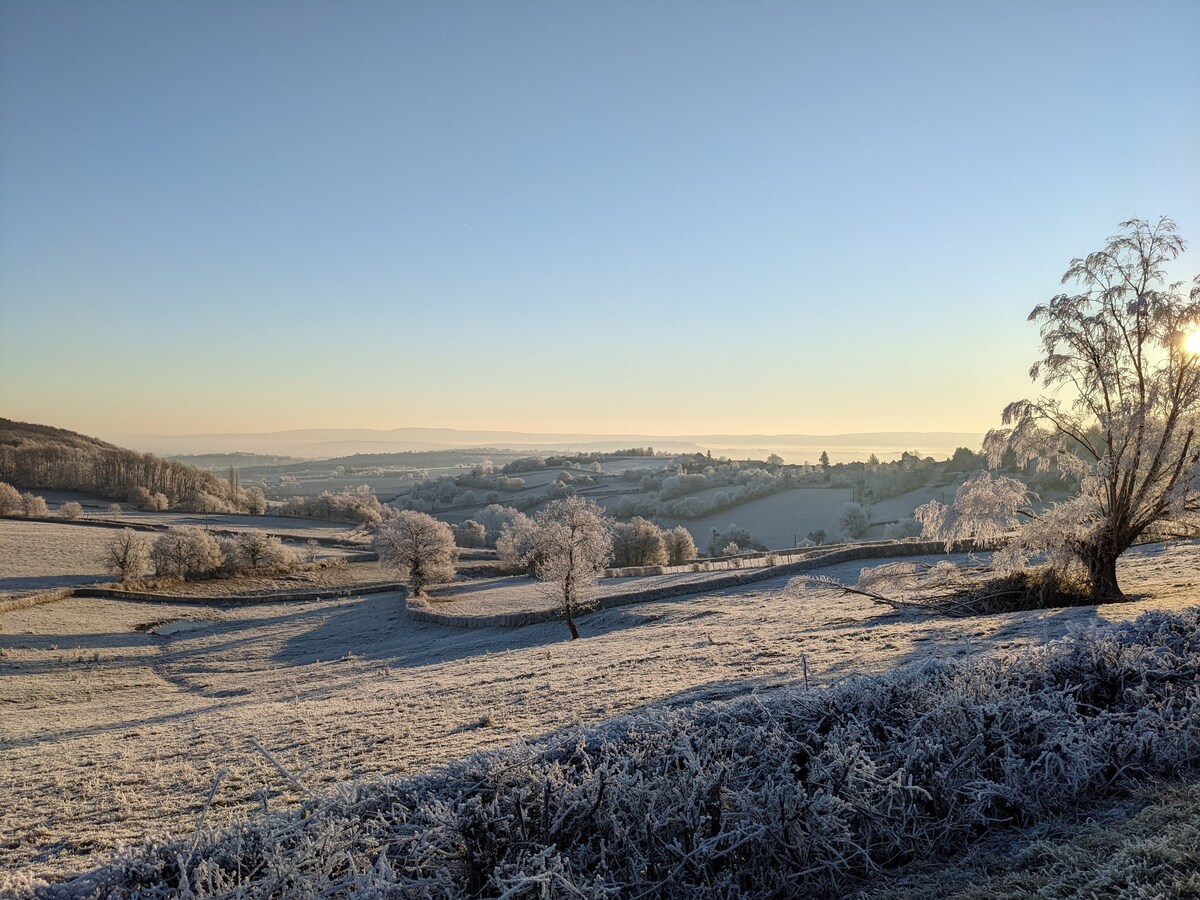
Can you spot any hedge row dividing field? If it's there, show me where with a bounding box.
[33,607,1200,899]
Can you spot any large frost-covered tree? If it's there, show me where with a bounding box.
[375,511,457,596]
[925,218,1200,600]
[525,496,612,640]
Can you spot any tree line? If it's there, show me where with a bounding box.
[0,421,226,505]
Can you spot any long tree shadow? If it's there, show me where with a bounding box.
[0,573,106,592]
[271,593,661,669]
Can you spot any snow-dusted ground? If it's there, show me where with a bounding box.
[0,521,113,595]
[657,486,855,549]
[2,542,1198,883]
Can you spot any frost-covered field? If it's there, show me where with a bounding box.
[2,543,1199,891]
[657,486,855,550]
[0,521,113,595]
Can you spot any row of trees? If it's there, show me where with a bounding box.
[376,498,677,640]
[105,526,305,582]
[275,487,394,524]
[0,483,49,517]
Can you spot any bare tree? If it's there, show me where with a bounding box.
[926,218,1200,600]
[243,486,267,515]
[610,517,667,567]
[105,529,151,582]
[525,496,612,640]
[374,511,458,596]
[60,501,84,520]
[236,530,295,569]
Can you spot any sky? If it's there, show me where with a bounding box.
[1,1,1198,441]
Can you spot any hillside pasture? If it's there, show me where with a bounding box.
[0,520,113,596]
[3,542,1199,887]
[659,486,854,550]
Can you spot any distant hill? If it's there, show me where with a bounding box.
[170,452,304,470]
[0,418,225,503]
[0,419,122,454]
[110,427,983,463]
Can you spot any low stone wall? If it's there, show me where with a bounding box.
[72,581,406,605]
[0,587,75,614]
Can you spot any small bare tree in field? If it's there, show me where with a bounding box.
[0,482,21,516]
[21,493,48,517]
[525,496,612,640]
[922,218,1200,601]
[235,531,297,570]
[105,529,151,582]
[664,525,698,566]
[60,501,84,520]
[374,511,457,596]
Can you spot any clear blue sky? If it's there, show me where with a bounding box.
[2,1,1197,438]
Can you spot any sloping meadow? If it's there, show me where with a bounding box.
[31,609,1200,899]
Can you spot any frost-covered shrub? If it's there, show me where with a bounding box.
[663,525,698,566]
[502,456,547,474]
[275,487,389,524]
[21,492,48,517]
[0,481,20,515]
[190,491,235,514]
[610,517,667,567]
[707,524,758,556]
[131,488,169,511]
[495,512,537,573]
[216,537,244,575]
[151,526,224,579]
[59,501,84,520]
[242,487,268,515]
[127,486,153,509]
[882,516,922,540]
[235,531,299,571]
[476,505,525,549]
[452,520,486,548]
[77,609,1200,898]
[839,501,870,539]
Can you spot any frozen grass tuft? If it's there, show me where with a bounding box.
[31,608,1200,899]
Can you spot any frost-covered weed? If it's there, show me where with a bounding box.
[35,609,1200,899]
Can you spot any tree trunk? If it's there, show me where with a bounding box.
[564,605,580,640]
[1086,550,1123,602]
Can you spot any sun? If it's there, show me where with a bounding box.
[1187,329,1200,356]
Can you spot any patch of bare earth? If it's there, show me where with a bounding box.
[1,542,1198,885]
